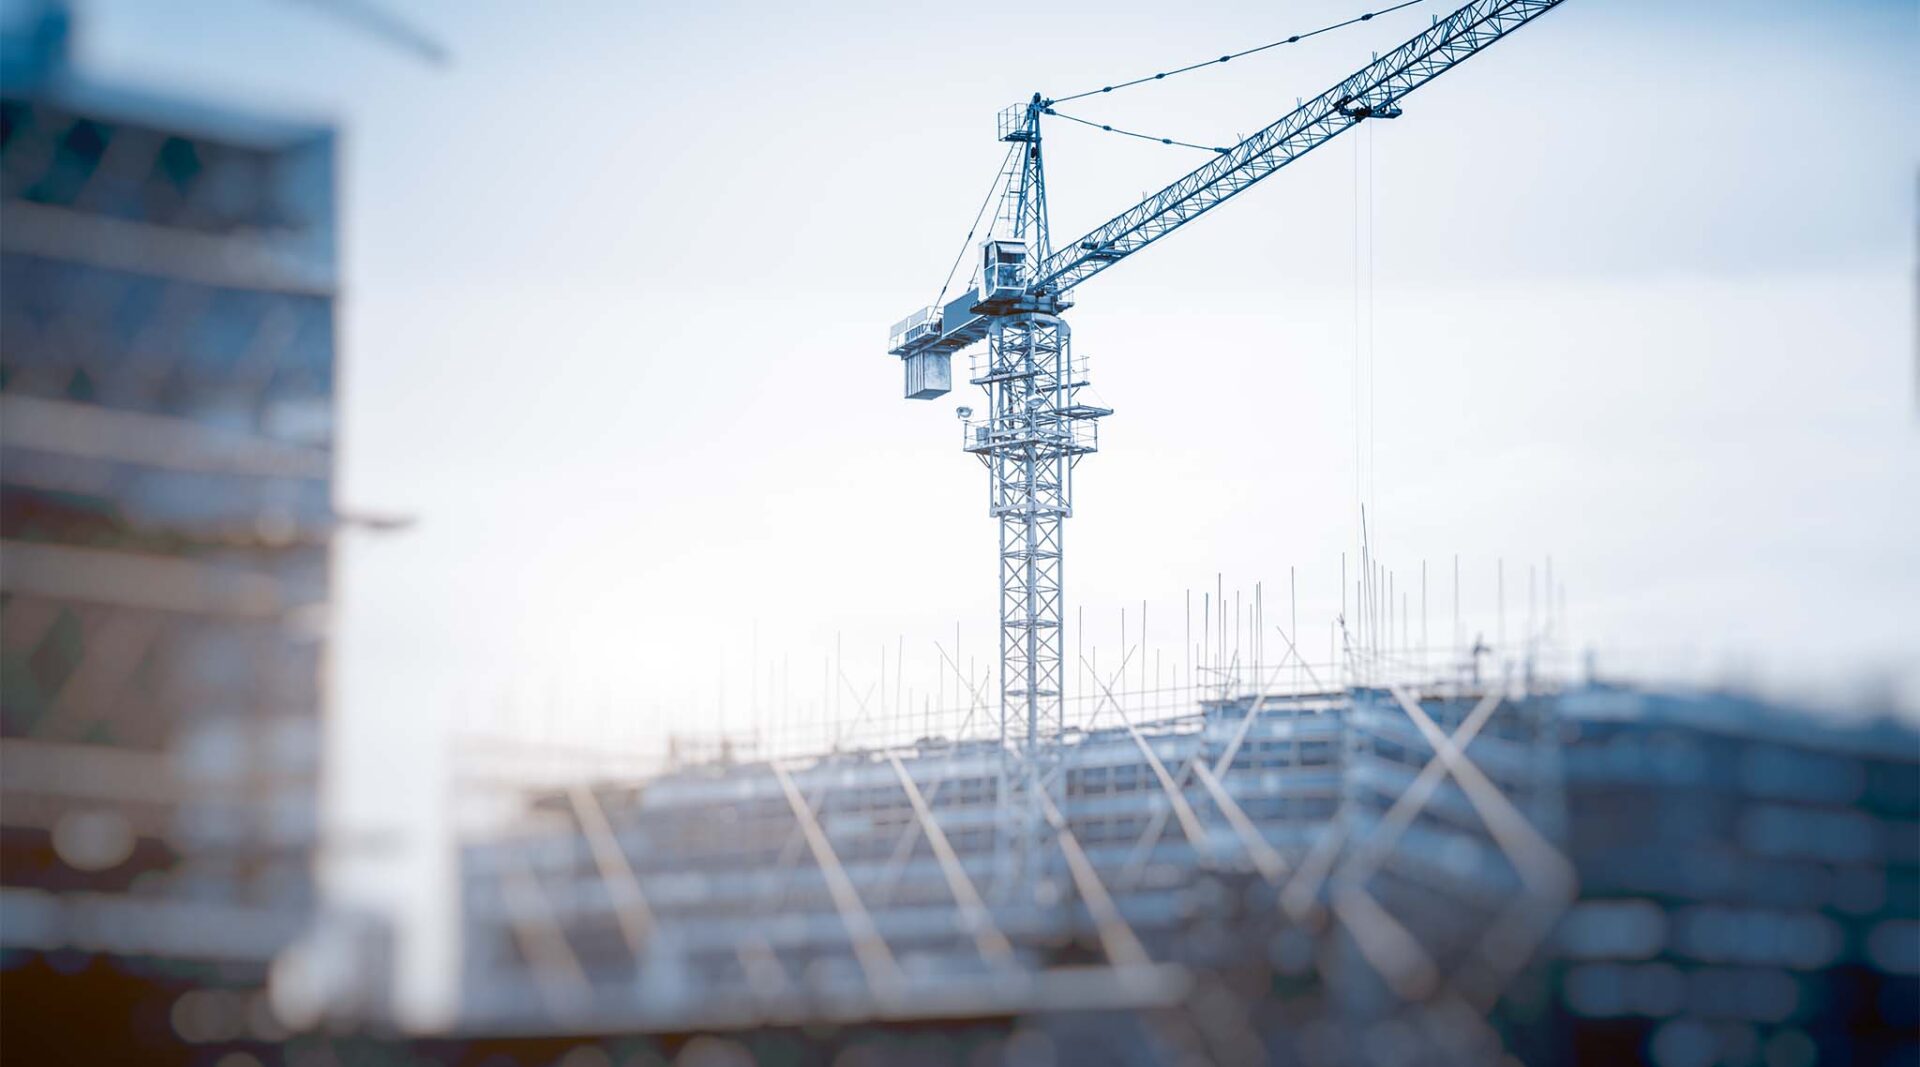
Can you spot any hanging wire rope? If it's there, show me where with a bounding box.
[1044,108,1226,154]
[1367,120,1378,540]
[1351,134,1364,564]
[933,142,1019,311]
[1048,0,1425,105]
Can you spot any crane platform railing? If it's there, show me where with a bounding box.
[960,417,1100,457]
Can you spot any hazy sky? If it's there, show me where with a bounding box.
[75,0,1917,1023]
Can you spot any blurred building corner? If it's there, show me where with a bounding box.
[269,905,397,1032]
[0,0,69,92]
[1,0,353,1060]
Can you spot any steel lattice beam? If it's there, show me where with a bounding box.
[1031,0,1564,297]
[978,313,1089,753]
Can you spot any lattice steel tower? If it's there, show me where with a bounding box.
[971,99,1109,752]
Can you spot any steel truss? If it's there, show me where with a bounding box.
[1030,0,1565,296]
[969,313,1104,754]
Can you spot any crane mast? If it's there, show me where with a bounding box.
[888,0,1567,767]
[971,98,1110,758]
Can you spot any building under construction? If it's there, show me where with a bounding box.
[446,660,1918,1067]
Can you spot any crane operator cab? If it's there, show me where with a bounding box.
[893,239,1032,401]
[979,239,1028,306]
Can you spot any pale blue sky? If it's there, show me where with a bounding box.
[72,0,1918,1023]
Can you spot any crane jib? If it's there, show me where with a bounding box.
[1030,0,1565,298]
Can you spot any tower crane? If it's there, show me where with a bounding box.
[887,0,1566,760]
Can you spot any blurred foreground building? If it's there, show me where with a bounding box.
[1550,690,1920,1067]
[453,682,1918,1067]
[0,7,339,1061]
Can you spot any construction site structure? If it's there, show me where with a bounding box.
[447,666,1920,1066]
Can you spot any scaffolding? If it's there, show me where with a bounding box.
[447,575,1920,1065]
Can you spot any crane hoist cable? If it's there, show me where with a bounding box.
[1047,0,1426,105]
